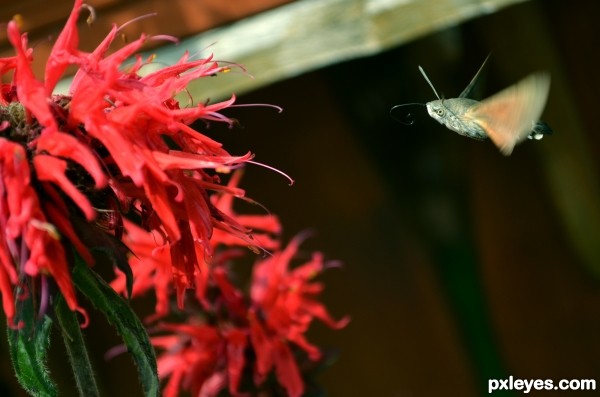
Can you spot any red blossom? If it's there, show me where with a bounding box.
[247,236,349,394]
[149,236,348,396]
[152,323,233,397]
[0,0,256,325]
[111,170,284,319]
[0,138,85,326]
[0,4,346,397]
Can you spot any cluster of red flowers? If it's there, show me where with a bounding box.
[0,0,347,395]
[112,170,348,396]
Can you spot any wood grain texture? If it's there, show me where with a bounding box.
[2,0,527,98]
[160,0,530,100]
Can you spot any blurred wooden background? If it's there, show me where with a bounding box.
[1,0,600,396]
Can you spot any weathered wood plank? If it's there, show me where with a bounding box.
[0,0,295,76]
[144,0,529,100]
[4,0,528,98]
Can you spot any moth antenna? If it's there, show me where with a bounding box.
[459,53,491,98]
[389,103,426,125]
[418,66,441,99]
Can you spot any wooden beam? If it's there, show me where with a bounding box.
[136,0,530,100]
[4,0,529,98]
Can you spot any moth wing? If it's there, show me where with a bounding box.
[467,73,550,155]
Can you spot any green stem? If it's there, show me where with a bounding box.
[54,294,100,397]
[7,286,57,397]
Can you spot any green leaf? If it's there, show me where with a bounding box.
[54,294,100,397]
[7,287,58,397]
[71,255,160,397]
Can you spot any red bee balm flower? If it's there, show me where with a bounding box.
[0,0,252,326]
[151,237,349,397]
[1,2,347,396]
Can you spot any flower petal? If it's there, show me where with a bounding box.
[7,21,58,135]
[44,0,83,93]
[225,328,247,395]
[272,340,304,397]
[35,131,107,189]
[33,155,95,221]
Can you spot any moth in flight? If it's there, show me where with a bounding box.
[392,56,552,155]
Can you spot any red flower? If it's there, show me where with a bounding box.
[248,235,350,395]
[1,4,347,397]
[0,0,254,325]
[152,323,248,397]
[150,236,349,397]
[111,170,283,319]
[0,139,85,326]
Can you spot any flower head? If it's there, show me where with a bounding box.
[150,236,349,397]
[1,4,347,397]
[0,0,253,326]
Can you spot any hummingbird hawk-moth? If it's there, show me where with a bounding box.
[392,56,552,155]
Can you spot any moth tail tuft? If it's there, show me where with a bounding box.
[528,120,553,140]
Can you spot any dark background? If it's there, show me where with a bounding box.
[2,1,600,396]
[224,2,600,396]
